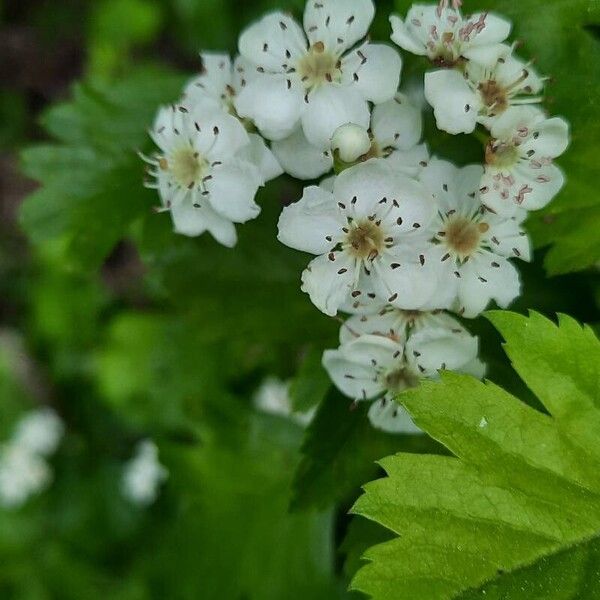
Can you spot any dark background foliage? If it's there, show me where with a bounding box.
[0,0,598,598]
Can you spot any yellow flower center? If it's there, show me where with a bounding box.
[166,147,208,189]
[346,219,385,260]
[297,43,341,90]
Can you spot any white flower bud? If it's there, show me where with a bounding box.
[331,123,371,164]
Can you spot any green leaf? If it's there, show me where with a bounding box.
[289,347,331,413]
[292,390,441,511]
[351,311,600,599]
[20,67,186,270]
[395,0,600,274]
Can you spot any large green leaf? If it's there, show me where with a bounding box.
[395,0,600,274]
[351,311,600,599]
[20,67,186,270]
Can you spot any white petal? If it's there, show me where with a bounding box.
[339,273,387,316]
[304,0,375,52]
[424,70,479,135]
[272,127,333,179]
[170,202,237,247]
[206,161,262,223]
[521,116,570,159]
[419,158,482,215]
[188,108,250,159]
[239,133,283,182]
[485,214,532,261]
[460,358,487,379]
[333,158,401,217]
[457,253,521,317]
[389,15,426,56]
[489,105,545,140]
[342,43,402,104]
[277,185,343,254]
[239,12,306,69]
[235,74,304,141]
[406,327,479,377]
[340,311,406,345]
[182,53,232,110]
[462,43,510,66]
[495,54,544,95]
[302,84,370,148]
[466,13,511,47]
[302,252,356,316]
[385,144,429,178]
[374,247,441,310]
[372,93,422,151]
[368,398,422,434]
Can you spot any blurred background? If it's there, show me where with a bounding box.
[0,0,598,598]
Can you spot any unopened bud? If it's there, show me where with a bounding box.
[331,123,371,164]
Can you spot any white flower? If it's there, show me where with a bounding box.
[144,104,265,247]
[420,158,531,317]
[272,92,428,180]
[0,444,52,508]
[390,4,511,68]
[278,159,442,316]
[235,0,402,146]
[425,53,544,134]
[254,377,315,426]
[480,107,569,216]
[13,408,64,457]
[122,440,168,507]
[323,309,484,432]
[182,52,283,182]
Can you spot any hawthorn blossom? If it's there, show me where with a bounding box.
[323,309,484,432]
[122,440,168,507]
[0,409,64,509]
[144,104,265,247]
[390,4,511,68]
[425,53,544,134]
[235,0,402,146]
[420,158,531,317]
[13,408,64,457]
[272,92,427,180]
[0,444,52,508]
[182,52,283,182]
[278,159,443,316]
[480,107,569,216]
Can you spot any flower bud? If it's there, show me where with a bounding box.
[331,123,371,164]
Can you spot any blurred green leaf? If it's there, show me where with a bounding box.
[20,67,186,271]
[289,346,331,413]
[292,390,441,511]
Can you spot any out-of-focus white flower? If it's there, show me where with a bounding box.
[323,309,484,433]
[254,377,315,426]
[122,440,168,507]
[235,0,401,146]
[278,159,444,317]
[420,158,531,317]
[182,53,283,182]
[480,107,569,216]
[0,444,52,508]
[390,4,511,67]
[0,409,63,509]
[13,408,64,457]
[272,93,428,180]
[425,53,544,134]
[143,104,264,247]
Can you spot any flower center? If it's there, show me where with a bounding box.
[166,147,208,189]
[485,140,519,169]
[384,367,420,393]
[442,217,489,258]
[345,219,385,260]
[297,43,341,90]
[478,79,508,114]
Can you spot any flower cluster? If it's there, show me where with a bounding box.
[122,440,168,507]
[0,408,64,508]
[145,0,569,433]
